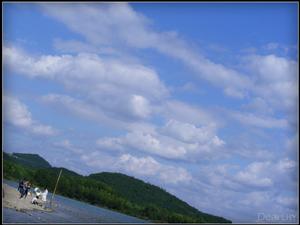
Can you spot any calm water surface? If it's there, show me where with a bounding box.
[3,180,147,223]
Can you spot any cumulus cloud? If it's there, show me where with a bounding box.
[237,159,296,190]
[4,46,168,122]
[245,54,298,112]
[42,0,298,117]
[193,155,297,202]
[130,95,151,119]
[116,154,161,176]
[97,131,186,160]
[177,170,297,223]
[96,137,125,152]
[114,154,192,184]
[41,94,129,129]
[9,3,296,131]
[161,119,222,145]
[234,161,274,188]
[97,119,225,161]
[80,150,191,184]
[40,3,252,98]
[3,95,57,136]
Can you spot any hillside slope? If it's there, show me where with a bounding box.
[90,172,231,223]
[3,152,51,168]
[3,151,231,223]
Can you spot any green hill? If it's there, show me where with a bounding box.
[3,152,52,168]
[3,151,231,223]
[89,172,230,223]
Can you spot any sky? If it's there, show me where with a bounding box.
[3,2,299,223]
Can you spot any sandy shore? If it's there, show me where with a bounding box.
[3,183,52,212]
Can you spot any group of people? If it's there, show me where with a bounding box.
[17,179,31,199]
[17,179,49,207]
[31,187,48,207]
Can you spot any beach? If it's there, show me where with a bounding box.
[3,180,147,223]
[3,183,52,212]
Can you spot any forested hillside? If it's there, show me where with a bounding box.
[89,172,230,223]
[3,152,231,223]
[4,152,51,168]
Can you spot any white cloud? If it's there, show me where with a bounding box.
[231,111,289,129]
[80,150,192,184]
[97,131,186,160]
[53,38,118,55]
[235,159,297,190]
[245,54,298,112]
[96,119,225,161]
[4,46,169,122]
[234,162,274,188]
[4,95,57,136]
[3,46,67,79]
[41,94,128,129]
[161,119,220,144]
[160,100,216,126]
[4,46,168,101]
[116,154,161,176]
[130,95,151,119]
[277,158,297,172]
[32,4,299,132]
[42,4,298,129]
[53,139,83,154]
[39,3,299,142]
[96,137,125,152]
[80,151,117,171]
[184,162,297,223]
[115,154,192,184]
[232,146,274,161]
[197,157,297,194]
[242,97,274,115]
[41,3,252,98]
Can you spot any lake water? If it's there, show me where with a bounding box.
[3,180,148,223]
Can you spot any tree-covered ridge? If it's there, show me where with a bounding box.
[4,152,52,168]
[89,172,231,223]
[3,152,231,223]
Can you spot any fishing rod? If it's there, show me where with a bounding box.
[50,169,62,209]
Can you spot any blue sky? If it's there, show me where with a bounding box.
[3,3,299,223]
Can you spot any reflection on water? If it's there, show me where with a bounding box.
[3,180,147,223]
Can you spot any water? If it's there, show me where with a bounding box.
[3,180,148,223]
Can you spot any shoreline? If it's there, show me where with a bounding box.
[3,182,147,223]
[3,183,53,213]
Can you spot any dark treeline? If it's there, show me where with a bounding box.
[89,172,231,223]
[3,152,231,223]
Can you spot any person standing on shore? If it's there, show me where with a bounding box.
[41,188,48,208]
[24,182,31,198]
[18,179,26,198]
[19,180,31,199]
[17,179,24,194]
